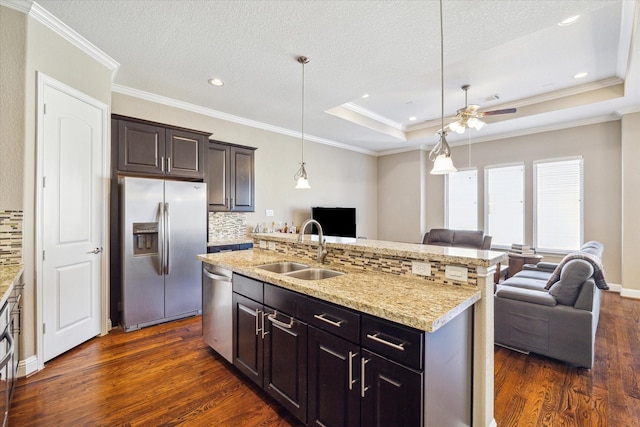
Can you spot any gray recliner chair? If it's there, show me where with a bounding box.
[494,241,606,368]
[422,228,492,250]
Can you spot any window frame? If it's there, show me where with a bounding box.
[444,167,478,230]
[533,156,584,253]
[484,162,525,249]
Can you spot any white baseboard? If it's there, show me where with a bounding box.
[18,355,39,378]
[606,283,622,293]
[621,287,640,299]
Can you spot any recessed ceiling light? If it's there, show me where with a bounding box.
[409,116,417,121]
[558,15,580,26]
[573,72,589,79]
[362,94,370,98]
[208,78,224,87]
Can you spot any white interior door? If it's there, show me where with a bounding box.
[39,77,106,362]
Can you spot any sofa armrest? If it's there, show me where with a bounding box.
[496,286,557,306]
[522,261,558,272]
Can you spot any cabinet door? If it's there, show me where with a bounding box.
[166,129,205,179]
[360,350,423,427]
[232,293,263,387]
[263,309,308,423]
[206,142,231,211]
[230,146,255,212]
[118,120,165,174]
[308,327,360,427]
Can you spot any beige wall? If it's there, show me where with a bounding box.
[621,112,640,296]
[111,93,379,239]
[0,6,26,209]
[380,120,624,285]
[376,150,423,243]
[18,14,114,362]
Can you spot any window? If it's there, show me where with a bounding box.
[485,164,524,247]
[534,157,583,252]
[445,169,478,230]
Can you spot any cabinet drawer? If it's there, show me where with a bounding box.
[361,315,423,370]
[308,298,359,343]
[232,274,263,303]
[264,283,307,322]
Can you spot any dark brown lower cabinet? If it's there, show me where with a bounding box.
[232,278,308,424]
[360,350,423,427]
[308,327,360,427]
[264,311,307,423]
[232,293,263,386]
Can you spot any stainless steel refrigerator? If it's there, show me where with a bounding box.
[121,176,207,332]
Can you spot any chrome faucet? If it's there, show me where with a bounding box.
[298,219,328,264]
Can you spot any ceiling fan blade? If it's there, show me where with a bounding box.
[479,107,517,117]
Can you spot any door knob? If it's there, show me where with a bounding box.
[86,247,103,254]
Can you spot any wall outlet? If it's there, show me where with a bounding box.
[268,241,276,250]
[265,209,274,217]
[445,265,468,282]
[259,240,267,249]
[412,261,431,276]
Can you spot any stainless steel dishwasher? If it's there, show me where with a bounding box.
[202,264,233,363]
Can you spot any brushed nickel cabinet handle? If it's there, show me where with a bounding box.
[313,313,344,328]
[361,357,370,398]
[366,333,405,351]
[348,351,357,390]
[268,311,294,329]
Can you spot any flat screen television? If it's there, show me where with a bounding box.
[311,207,356,238]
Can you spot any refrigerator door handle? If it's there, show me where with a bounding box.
[158,202,165,276]
[164,202,170,275]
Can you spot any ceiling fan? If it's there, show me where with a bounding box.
[446,85,517,134]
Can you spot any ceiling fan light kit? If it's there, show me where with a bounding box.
[446,84,516,134]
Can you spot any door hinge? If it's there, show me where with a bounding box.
[43,323,46,334]
[42,250,45,261]
[43,176,46,188]
[43,104,46,115]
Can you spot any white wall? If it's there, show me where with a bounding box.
[621,112,640,296]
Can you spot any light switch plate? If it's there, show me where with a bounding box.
[265,209,274,217]
[259,240,267,249]
[445,265,468,282]
[268,241,276,250]
[412,261,431,276]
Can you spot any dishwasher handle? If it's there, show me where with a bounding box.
[202,267,232,282]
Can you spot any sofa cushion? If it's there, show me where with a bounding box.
[511,270,552,281]
[427,228,455,245]
[548,259,594,306]
[452,230,485,248]
[501,277,548,291]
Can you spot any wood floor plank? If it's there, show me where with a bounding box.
[8,291,640,426]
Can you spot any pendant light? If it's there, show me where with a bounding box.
[429,0,457,175]
[294,56,311,189]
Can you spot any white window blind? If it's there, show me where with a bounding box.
[445,169,478,230]
[534,158,583,252]
[485,164,524,247]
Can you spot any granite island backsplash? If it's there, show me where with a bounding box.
[0,210,23,265]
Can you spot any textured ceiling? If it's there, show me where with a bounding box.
[32,0,640,154]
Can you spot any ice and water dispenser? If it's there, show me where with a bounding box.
[132,222,159,256]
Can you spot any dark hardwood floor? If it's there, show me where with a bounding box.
[8,291,639,426]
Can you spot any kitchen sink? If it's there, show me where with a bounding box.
[257,262,309,273]
[284,268,344,280]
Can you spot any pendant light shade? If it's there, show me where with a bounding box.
[294,56,311,189]
[429,0,456,175]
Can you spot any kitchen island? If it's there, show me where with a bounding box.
[198,233,505,427]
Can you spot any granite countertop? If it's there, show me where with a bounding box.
[252,233,507,267]
[0,264,23,308]
[198,250,481,333]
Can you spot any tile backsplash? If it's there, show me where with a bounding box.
[208,212,248,242]
[0,210,23,265]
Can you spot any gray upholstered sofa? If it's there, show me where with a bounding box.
[422,228,492,250]
[494,241,607,368]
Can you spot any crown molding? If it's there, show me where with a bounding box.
[112,84,377,157]
[1,0,120,78]
[341,102,405,131]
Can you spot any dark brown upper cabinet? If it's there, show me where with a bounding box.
[114,115,209,180]
[206,140,256,212]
